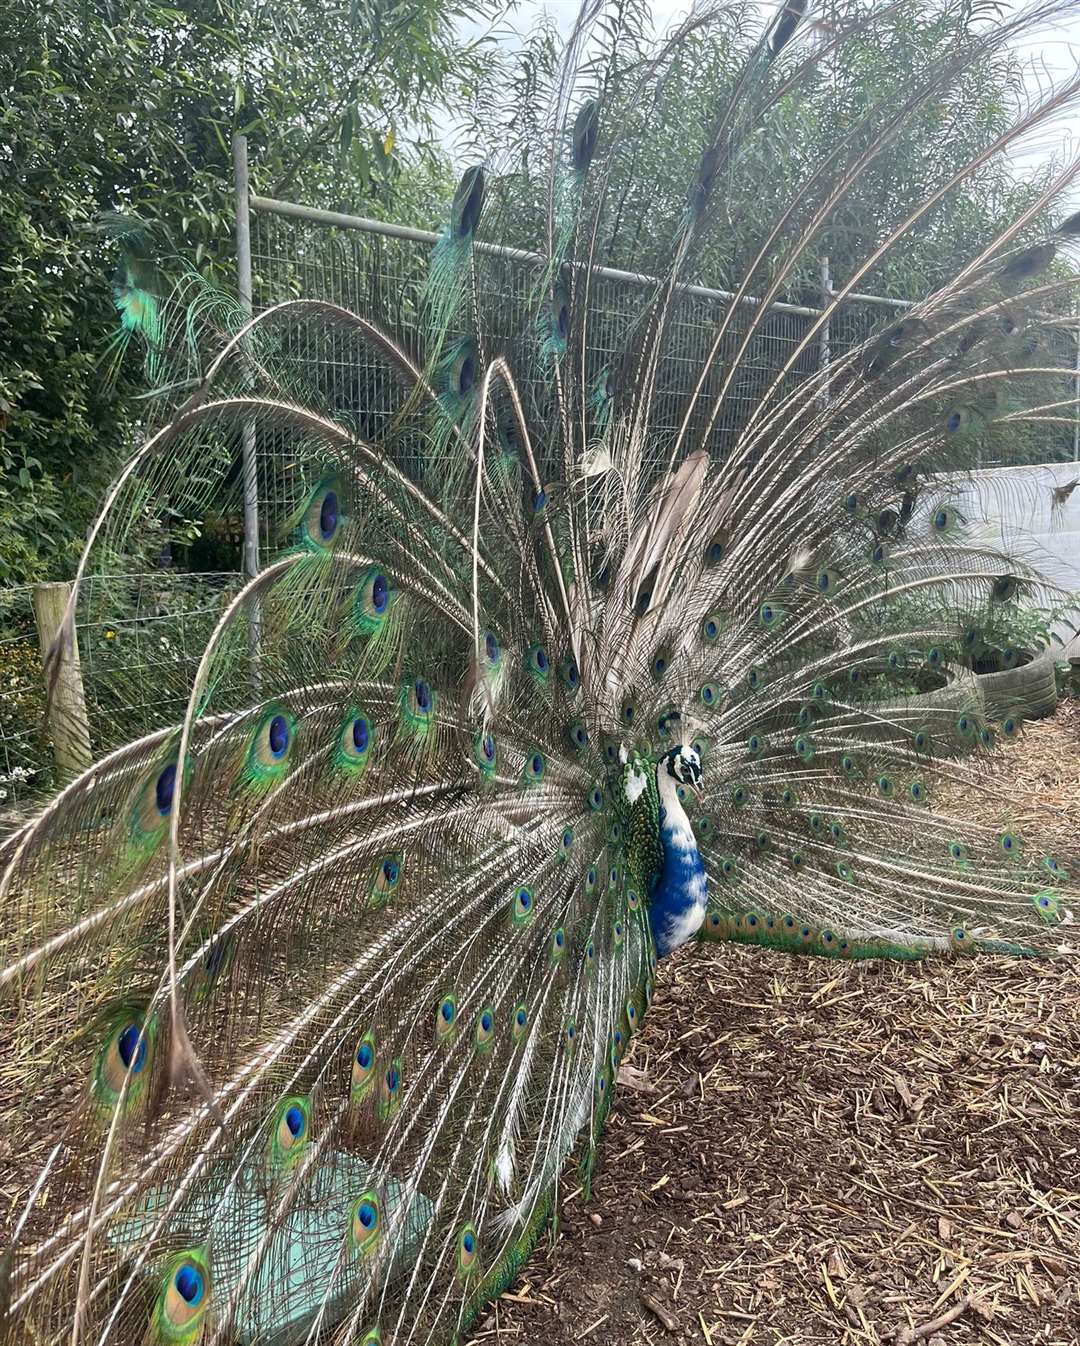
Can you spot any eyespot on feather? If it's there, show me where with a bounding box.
[435,995,457,1043]
[377,1058,403,1119]
[567,719,589,751]
[474,730,497,779]
[522,748,546,785]
[457,1223,480,1277]
[698,682,721,707]
[370,853,403,907]
[1032,889,1061,922]
[151,1248,211,1344]
[350,1191,381,1255]
[526,643,551,684]
[481,628,502,671]
[474,1008,496,1052]
[336,705,375,775]
[399,677,436,736]
[242,706,296,791]
[348,566,393,639]
[127,754,188,852]
[268,1096,310,1171]
[287,473,348,551]
[511,885,534,927]
[651,645,672,679]
[352,1032,377,1100]
[93,1010,156,1114]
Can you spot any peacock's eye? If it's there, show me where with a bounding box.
[155,764,177,815]
[174,1263,204,1305]
[117,1023,147,1072]
[268,715,289,757]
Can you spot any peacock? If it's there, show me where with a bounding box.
[4,2,1080,1343]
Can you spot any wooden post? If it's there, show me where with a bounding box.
[32,582,92,781]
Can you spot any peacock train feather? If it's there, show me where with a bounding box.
[4,3,1080,1343]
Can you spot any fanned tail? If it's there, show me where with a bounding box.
[5,4,1080,1344]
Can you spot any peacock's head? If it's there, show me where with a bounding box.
[660,744,702,797]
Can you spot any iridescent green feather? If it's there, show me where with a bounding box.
[424,164,485,340]
[92,1009,156,1116]
[148,1247,211,1345]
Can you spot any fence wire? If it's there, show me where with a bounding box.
[0,572,239,812]
[247,205,1076,517]
[248,210,867,526]
[3,193,1076,811]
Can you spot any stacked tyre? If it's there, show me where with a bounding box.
[971,645,1058,721]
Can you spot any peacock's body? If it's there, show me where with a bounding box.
[3,2,1080,1343]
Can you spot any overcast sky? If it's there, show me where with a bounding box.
[458,0,1080,52]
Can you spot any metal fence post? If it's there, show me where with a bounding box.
[1073,298,1079,463]
[233,134,260,582]
[233,134,262,684]
[819,255,832,409]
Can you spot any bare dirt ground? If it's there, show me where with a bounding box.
[468,700,1080,1346]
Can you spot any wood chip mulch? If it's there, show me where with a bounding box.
[468,700,1080,1346]
[935,696,1080,851]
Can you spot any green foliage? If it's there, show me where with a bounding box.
[0,634,49,801]
[860,586,1078,686]
[465,0,1057,296]
[0,0,494,581]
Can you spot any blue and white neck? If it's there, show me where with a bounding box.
[648,758,707,958]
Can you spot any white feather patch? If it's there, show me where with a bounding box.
[624,765,648,805]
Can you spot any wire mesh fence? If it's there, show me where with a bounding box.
[0,572,240,813]
[248,199,1080,492]
[4,178,1078,812]
[247,205,851,530]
